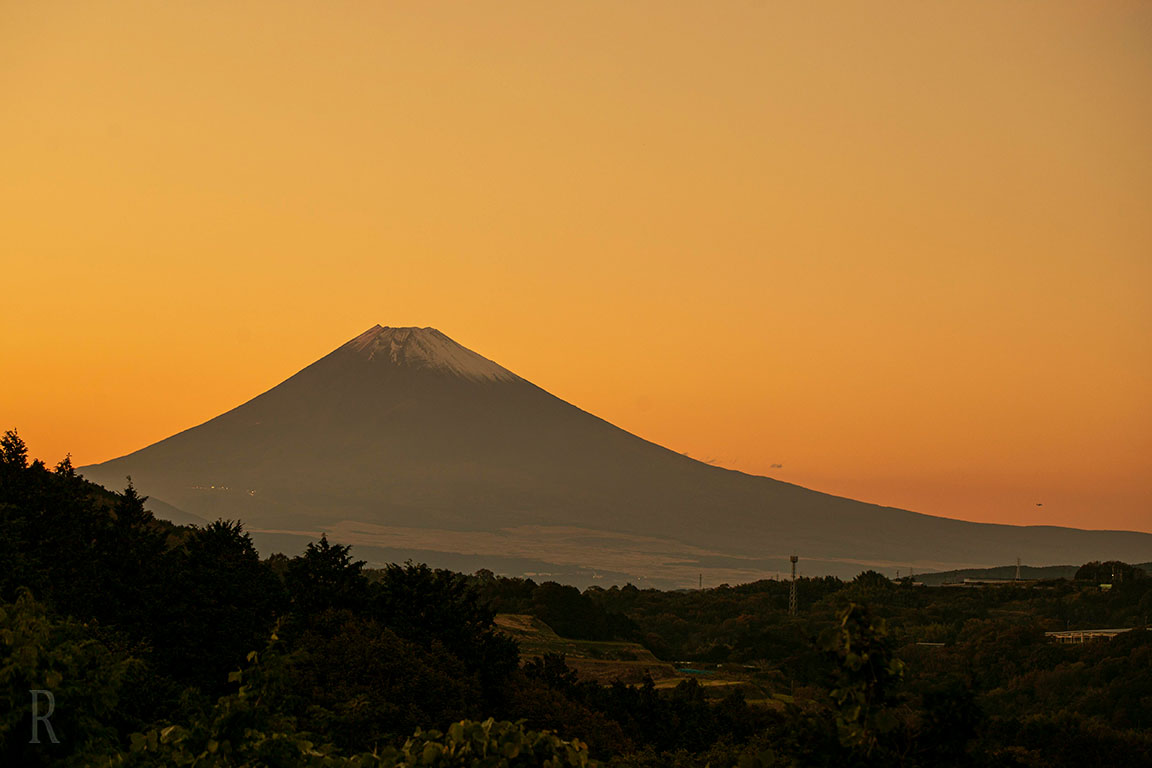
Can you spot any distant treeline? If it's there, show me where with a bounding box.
[2,429,1151,767]
[911,561,1151,586]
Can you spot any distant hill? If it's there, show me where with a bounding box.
[912,561,1152,585]
[141,495,208,526]
[80,326,1152,588]
[912,564,1079,585]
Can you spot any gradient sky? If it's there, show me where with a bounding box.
[3,1,1150,533]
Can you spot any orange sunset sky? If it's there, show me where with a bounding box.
[2,2,1150,533]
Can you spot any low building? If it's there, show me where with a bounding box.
[1044,627,1136,644]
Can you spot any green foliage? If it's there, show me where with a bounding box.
[817,603,905,757]
[518,666,769,757]
[287,609,480,752]
[0,589,137,766]
[503,671,630,758]
[521,654,579,695]
[121,638,598,767]
[396,719,596,767]
[914,683,982,767]
[5,431,1152,768]
[527,583,636,642]
[119,630,351,767]
[570,576,845,666]
[846,571,894,597]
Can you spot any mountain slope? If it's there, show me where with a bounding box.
[80,326,1152,585]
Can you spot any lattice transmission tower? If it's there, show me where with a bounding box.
[789,555,799,616]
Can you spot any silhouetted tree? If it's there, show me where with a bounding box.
[284,534,368,615]
[370,562,518,706]
[1075,560,1145,583]
[154,520,284,691]
[0,428,28,470]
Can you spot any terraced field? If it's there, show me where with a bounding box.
[495,613,680,684]
[494,612,782,709]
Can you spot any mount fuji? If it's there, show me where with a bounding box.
[80,326,1152,587]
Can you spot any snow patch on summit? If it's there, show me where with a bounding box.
[345,326,520,383]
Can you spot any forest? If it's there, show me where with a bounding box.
[2,429,1150,767]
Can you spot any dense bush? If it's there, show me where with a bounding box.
[4,428,1151,767]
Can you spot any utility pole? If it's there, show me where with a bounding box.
[789,555,799,616]
[1015,557,1021,581]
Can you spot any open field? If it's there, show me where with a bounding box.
[496,613,679,684]
[495,613,780,708]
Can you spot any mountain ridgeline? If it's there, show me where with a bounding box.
[80,326,1152,585]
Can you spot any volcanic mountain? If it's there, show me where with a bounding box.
[81,326,1152,586]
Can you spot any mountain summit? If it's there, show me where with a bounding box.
[80,326,1152,586]
[345,326,520,383]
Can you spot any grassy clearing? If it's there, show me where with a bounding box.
[495,613,680,684]
[495,613,780,706]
